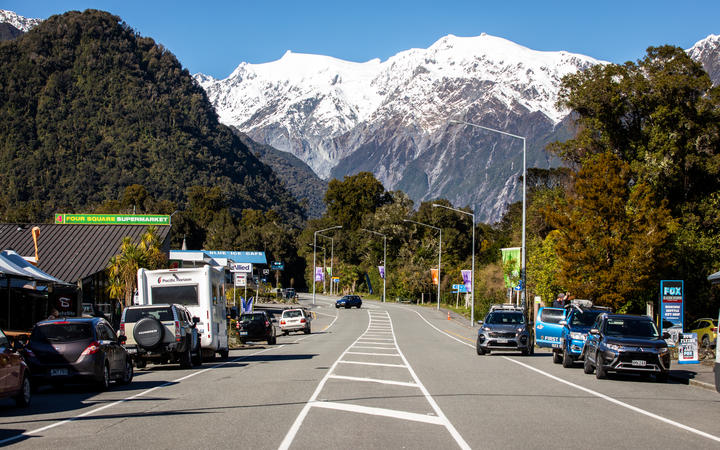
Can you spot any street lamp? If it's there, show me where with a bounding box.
[433,203,475,327]
[449,119,527,312]
[313,225,342,305]
[361,228,387,303]
[403,219,441,310]
[317,234,334,295]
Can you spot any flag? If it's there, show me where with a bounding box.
[430,268,439,285]
[461,269,472,292]
[315,267,324,282]
[378,266,385,279]
[500,247,522,289]
[326,267,332,276]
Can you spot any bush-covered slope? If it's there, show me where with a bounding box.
[0,10,304,224]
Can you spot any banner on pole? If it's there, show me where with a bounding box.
[461,270,472,293]
[315,267,324,282]
[430,268,439,285]
[500,247,521,289]
[378,266,385,279]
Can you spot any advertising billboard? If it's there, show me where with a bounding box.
[660,280,684,346]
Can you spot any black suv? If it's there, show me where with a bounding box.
[237,311,277,345]
[582,313,671,381]
[120,304,201,369]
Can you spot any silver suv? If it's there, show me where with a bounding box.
[476,304,531,355]
[279,308,311,335]
[120,304,201,369]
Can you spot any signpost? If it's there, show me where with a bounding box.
[678,333,699,364]
[234,273,247,305]
[231,263,253,273]
[271,261,284,270]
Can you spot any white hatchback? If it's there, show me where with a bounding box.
[279,309,311,335]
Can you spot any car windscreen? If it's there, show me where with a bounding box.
[125,307,174,323]
[570,310,603,327]
[605,318,659,338]
[283,310,302,318]
[240,314,265,322]
[485,312,524,325]
[31,323,92,342]
[151,285,199,305]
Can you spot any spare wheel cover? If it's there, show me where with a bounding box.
[133,317,165,349]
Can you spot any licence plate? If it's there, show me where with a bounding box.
[50,368,68,376]
[631,360,647,367]
[239,331,248,336]
[126,348,137,354]
[496,339,508,343]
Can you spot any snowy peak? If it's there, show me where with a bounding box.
[0,10,42,32]
[687,34,720,85]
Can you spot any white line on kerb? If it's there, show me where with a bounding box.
[413,310,720,444]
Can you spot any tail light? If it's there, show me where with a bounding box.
[712,327,717,333]
[265,321,270,327]
[175,321,181,342]
[300,318,306,324]
[280,320,286,325]
[80,341,101,357]
[118,322,125,337]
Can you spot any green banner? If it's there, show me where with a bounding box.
[54,213,170,226]
[501,247,522,289]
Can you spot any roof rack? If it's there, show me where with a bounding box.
[490,304,523,312]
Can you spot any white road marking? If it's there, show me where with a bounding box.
[328,374,417,387]
[413,310,720,444]
[310,401,443,424]
[338,360,407,368]
[345,351,401,356]
[351,345,401,350]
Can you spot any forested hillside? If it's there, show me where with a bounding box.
[0,10,304,224]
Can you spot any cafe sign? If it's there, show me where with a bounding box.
[55,214,171,226]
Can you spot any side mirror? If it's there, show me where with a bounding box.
[193,316,200,324]
[559,320,567,326]
[118,335,127,344]
[662,332,671,339]
[477,320,483,325]
[589,328,600,335]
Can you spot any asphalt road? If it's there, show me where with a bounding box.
[1,294,719,449]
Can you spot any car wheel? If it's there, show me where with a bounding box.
[583,354,594,374]
[283,330,289,336]
[335,305,340,309]
[304,326,311,334]
[219,349,230,359]
[552,350,562,364]
[135,358,147,369]
[345,305,350,309]
[191,343,203,367]
[179,345,192,369]
[119,357,134,385]
[656,372,669,383]
[357,304,362,309]
[96,363,110,391]
[562,350,574,368]
[595,353,607,379]
[702,335,711,348]
[476,342,485,355]
[14,375,31,407]
[521,348,529,356]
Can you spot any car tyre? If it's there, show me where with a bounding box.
[14,375,31,407]
[562,350,574,368]
[96,363,111,391]
[219,349,230,359]
[521,348,529,356]
[191,343,203,367]
[119,357,134,385]
[656,372,669,383]
[304,326,311,334]
[701,335,710,349]
[476,343,485,355]
[583,354,594,374]
[179,345,192,369]
[552,350,562,364]
[135,358,147,369]
[595,353,607,379]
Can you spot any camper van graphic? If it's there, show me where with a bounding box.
[157,275,192,284]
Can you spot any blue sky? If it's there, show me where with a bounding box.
[5,1,719,79]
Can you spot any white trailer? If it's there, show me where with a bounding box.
[136,266,229,359]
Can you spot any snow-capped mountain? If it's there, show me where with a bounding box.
[0,9,42,32]
[687,34,720,85]
[196,34,603,221]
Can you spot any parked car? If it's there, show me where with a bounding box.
[283,288,297,300]
[120,304,201,369]
[279,309,311,335]
[336,295,362,309]
[476,305,531,355]
[0,328,31,406]
[541,301,611,367]
[582,313,671,381]
[24,318,133,390]
[535,306,566,350]
[237,311,277,345]
[689,318,718,349]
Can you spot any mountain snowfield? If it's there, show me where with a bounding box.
[196,34,603,179]
[0,9,41,32]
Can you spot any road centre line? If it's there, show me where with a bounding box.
[328,374,417,387]
[338,360,407,368]
[413,310,720,444]
[310,401,443,424]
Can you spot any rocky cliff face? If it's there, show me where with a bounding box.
[687,34,720,85]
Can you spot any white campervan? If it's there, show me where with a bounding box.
[136,266,229,359]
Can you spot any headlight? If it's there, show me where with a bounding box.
[569,332,586,340]
[605,343,623,351]
[517,327,524,333]
[658,347,669,354]
[483,327,491,331]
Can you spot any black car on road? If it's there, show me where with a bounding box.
[336,295,362,309]
[582,313,670,381]
[23,317,133,390]
[237,311,277,345]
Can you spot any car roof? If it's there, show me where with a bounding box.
[604,314,651,320]
[37,317,103,326]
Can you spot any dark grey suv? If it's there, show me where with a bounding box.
[476,305,531,355]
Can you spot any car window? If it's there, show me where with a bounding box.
[605,318,659,338]
[0,329,8,348]
[570,310,603,327]
[283,310,302,318]
[540,308,564,324]
[485,312,524,325]
[240,314,266,322]
[152,285,199,305]
[125,307,174,322]
[32,323,92,342]
[103,324,117,341]
[690,320,701,329]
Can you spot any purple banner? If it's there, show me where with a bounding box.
[378,266,385,279]
[315,267,324,282]
[461,270,472,292]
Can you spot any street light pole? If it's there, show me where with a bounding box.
[318,234,334,295]
[403,219,442,310]
[312,225,342,305]
[449,119,527,311]
[361,228,387,303]
[433,203,475,327]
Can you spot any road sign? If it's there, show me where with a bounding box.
[332,277,340,283]
[271,261,284,270]
[452,284,468,293]
[231,263,252,273]
[263,269,270,275]
[234,273,247,287]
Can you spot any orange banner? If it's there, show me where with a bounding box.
[430,268,439,285]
